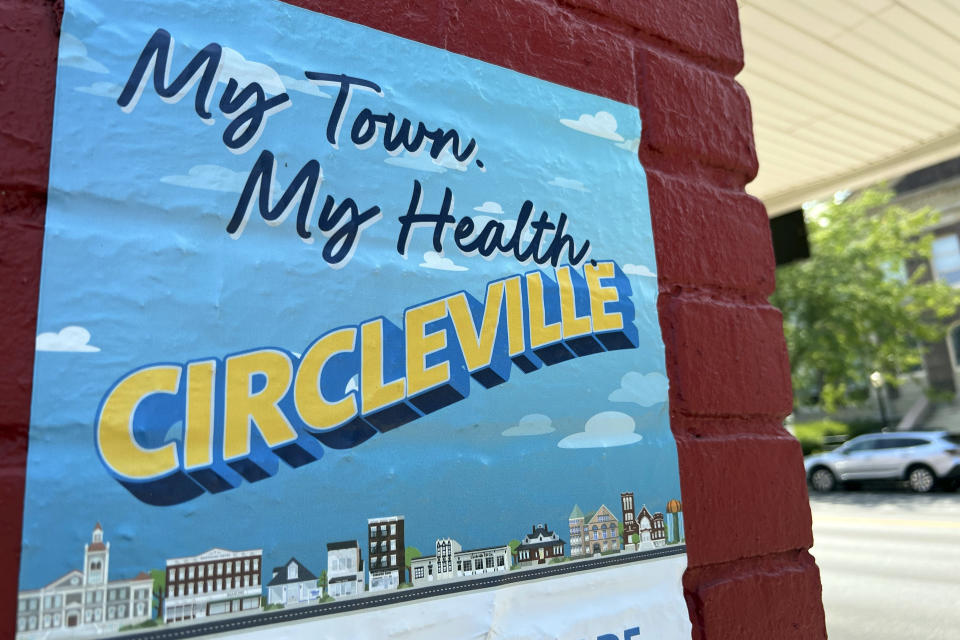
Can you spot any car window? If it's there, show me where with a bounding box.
[844,439,880,452]
[875,438,927,449]
[875,438,904,449]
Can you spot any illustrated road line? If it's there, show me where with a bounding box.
[109,545,687,640]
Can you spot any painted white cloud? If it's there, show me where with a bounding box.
[559,111,624,142]
[220,47,286,95]
[385,150,447,173]
[548,177,590,193]
[36,326,100,353]
[345,375,359,394]
[473,201,504,215]
[384,148,469,173]
[557,411,642,449]
[420,251,468,272]
[608,371,669,407]
[59,33,109,74]
[502,414,555,437]
[279,74,331,97]
[160,165,251,193]
[465,216,535,245]
[616,137,640,153]
[622,263,657,278]
[433,148,469,172]
[75,82,122,98]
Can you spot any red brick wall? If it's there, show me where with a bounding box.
[0,1,825,637]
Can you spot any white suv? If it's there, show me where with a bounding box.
[804,431,960,493]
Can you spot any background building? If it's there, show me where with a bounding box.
[568,504,620,557]
[367,516,405,590]
[266,558,321,606]
[409,538,511,588]
[515,523,565,565]
[162,547,262,623]
[326,541,364,599]
[16,523,152,637]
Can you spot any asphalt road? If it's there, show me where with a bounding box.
[811,490,960,640]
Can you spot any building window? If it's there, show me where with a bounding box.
[474,559,483,570]
[933,235,960,286]
[188,566,195,579]
[390,524,396,535]
[414,567,424,579]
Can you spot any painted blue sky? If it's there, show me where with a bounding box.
[20,0,680,590]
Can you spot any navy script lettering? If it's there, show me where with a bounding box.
[116,28,592,269]
[398,180,591,267]
[116,28,290,151]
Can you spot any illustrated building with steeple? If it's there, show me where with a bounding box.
[620,492,666,550]
[568,504,620,557]
[16,523,153,637]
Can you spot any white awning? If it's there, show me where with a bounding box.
[738,0,960,215]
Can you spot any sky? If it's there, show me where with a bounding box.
[20,0,682,591]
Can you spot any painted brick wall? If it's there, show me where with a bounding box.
[0,0,826,637]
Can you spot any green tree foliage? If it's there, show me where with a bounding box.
[507,539,521,554]
[404,546,422,568]
[149,568,166,619]
[771,189,959,410]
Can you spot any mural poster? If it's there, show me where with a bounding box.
[17,0,690,638]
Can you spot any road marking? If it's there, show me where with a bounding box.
[814,514,960,529]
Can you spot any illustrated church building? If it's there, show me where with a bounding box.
[620,492,666,550]
[568,504,621,557]
[16,523,153,637]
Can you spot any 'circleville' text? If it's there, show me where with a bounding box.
[96,262,638,505]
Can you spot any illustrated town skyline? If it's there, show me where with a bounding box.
[15,488,684,636]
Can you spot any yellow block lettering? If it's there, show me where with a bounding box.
[557,266,592,339]
[361,319,406,414]
[295,328,360,431]
[223,350,296,461]
[447,282,504,372]
[406,299,450,397]
[526,272,562,348]
[184,360,216,470]
[97,365,181,480]
[585,261,624,332]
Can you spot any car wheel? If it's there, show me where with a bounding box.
[907,465,937,493]
[810,467,836,492]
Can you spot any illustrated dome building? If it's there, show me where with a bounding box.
[666,499,684,544]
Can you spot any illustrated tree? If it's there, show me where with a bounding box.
[507,539,521,558]
[317,569,327,593]
[771,188,959,411]
[404,546,421,582]
[149,568,166,620]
